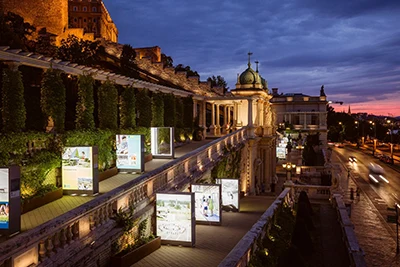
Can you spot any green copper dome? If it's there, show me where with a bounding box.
[239,67,258,84]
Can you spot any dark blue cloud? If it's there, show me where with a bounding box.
[104,0,400,114]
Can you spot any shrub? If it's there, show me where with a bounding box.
[136,89,152,127]
[98,79,118,130]
[151,92,164,127]
[75,73,95,130]
[120,85,136,129]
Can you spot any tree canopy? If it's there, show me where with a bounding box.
[175,64,199,77]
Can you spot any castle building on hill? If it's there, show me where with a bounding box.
[0,0,118,44]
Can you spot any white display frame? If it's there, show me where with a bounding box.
[151,127,175,159]
[62,146,99,195]
[156,192,195,247]
[216,178,240,212]
[0,166,20,236]
[191,184,222,225]
[116,134,145,172]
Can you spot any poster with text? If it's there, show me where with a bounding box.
[156,193,194,246]
[116,135,144,171]
[62,147,93,191]
[216,179,239,212]
[0,169,9,229]
[191,184,221,224]
[277,147,286,159]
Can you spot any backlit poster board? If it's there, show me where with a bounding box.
[216,179,240,212]
[0,169,9,229]
[151,127,174,159]
[116,135,144,172]
[191,184,221,225]
[156,193,195,247]
[62,146,99,195]
[277,147,286,159]
[0,166,20,236]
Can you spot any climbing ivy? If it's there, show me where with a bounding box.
[75,73,95,130]
[41,68,66,132]
[175,97,184,128]
[182,96,193,129]
[151,92,164,127]
[98,79,118,130]
[211,144,243,179]
[136,88,152,127]
[120,85,136,129]
[163,93,175,127]
[1,66,26,132]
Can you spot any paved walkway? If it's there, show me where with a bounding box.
[20,139,212,231]
[134,196,277,267]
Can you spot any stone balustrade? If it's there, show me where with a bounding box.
[332,194,366,267]
[0,128,247,267]
[218,188,293,267]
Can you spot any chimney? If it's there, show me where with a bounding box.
[272,88,278,95]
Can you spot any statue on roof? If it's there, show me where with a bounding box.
[320,85,326,96]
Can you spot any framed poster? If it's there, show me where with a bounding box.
[156,192,195,247]
[62,146,99,195]
[216,179,240,212]
[0,168,9,230]
[151,127,174,159]
[116,135,145,172]
[191,184,221,225]
[277,147,286,159]
[0,166,20,236]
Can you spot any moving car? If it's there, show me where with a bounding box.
[368,163,389,184]
[348,156,357,163]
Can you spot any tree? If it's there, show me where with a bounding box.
[98,79,118,130]
[161,53,173,67]
[1,65,26,132]
[57,35,104,66]
[207,75,229,94]
[41,68,66,132]
[151,93,164,127]
[175,64,199,77]
[120,44,136,75]
[75,73,95,130]
[34,28,58,57]
[0,12,36,50]
[120,85,136,129]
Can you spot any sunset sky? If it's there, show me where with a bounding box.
[105,0,400,117]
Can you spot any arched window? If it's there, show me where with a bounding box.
[92,7,97,12]
[83,18,87,23]
[74,18,77,22]
[83,6,87,12]
[73,6,78,11]
[93,18,96,22]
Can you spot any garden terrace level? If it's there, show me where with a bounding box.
[0,129,247,266]
[0,46,203,100]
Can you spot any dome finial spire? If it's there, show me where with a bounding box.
[255,60,259,72]
[247,52,253,68]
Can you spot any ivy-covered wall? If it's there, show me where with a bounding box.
[211,144,243,180]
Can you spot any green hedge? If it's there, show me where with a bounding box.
[76,74,95,130]
[136,89,152,127]
[151,92,164,127]
[120,85,136,129]
[163,93,176,127]
[98,79,118,130]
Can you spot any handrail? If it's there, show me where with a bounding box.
[0,128,248,265]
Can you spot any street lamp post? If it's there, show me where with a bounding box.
[388,120,394,163]
[282,162,296,181]
[355,121,359,147]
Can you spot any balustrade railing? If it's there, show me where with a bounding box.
[0,128,248,266]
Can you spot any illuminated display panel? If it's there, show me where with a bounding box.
[151,127,174,159]
[62,146,98,194]
[116,135,144,172]
[191,184,221,224]
[156,193,195,246]
[216,179,239,212]
[277,147,286,159]
[0,169,9,229]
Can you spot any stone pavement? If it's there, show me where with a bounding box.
[332,151,400,267]
[19,139,212,231]
[133,196,277,267]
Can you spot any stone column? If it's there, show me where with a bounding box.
[193,99,198,120]
[222,105,228,134]
[209,102,216,135]
[233,102,238,128]
[247,99,254,138]
[216,104,221,135]
[304,113,307,129]
[202,101,207,138]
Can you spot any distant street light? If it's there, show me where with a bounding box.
[369,121,376,139]
[388,120,394,163]
[282,162,296,181]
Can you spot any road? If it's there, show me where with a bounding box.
[334,145,400,207]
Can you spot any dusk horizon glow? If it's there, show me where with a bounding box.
[105,0,400,117]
